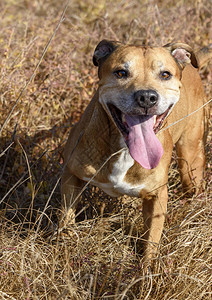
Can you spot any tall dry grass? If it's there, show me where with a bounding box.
[0,0,211,299]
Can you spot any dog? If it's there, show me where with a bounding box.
[61,40,211,260]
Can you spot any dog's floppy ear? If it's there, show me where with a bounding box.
[93,40,121,67]
[164,42,198,69]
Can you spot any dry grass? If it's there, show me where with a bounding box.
[0,0,211,299]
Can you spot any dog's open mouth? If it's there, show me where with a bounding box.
[108,104,172,169]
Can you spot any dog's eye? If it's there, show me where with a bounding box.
[160,71,172,80]
[114,70,128,79]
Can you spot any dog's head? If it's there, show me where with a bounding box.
[93,40,198,169]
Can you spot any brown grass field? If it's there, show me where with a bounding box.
[0,0,211,299]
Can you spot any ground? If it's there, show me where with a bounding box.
[0,0,211,299]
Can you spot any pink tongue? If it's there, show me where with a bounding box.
[125,115,163,169]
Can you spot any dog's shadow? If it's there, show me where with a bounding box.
[0,121,68,233]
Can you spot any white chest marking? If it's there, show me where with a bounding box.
[83,148,146,197]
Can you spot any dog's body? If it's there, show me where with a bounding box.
[61,41,211,260]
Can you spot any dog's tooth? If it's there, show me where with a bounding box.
[122,114,126,122]
[154,115,156,125]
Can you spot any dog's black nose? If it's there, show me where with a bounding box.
[134,90,158,109]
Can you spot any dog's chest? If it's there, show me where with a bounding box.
[83,149,146,197]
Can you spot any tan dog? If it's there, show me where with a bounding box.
[61,41,211,260]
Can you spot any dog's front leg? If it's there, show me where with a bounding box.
[61,167,84,227]
[142,185,168,260]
